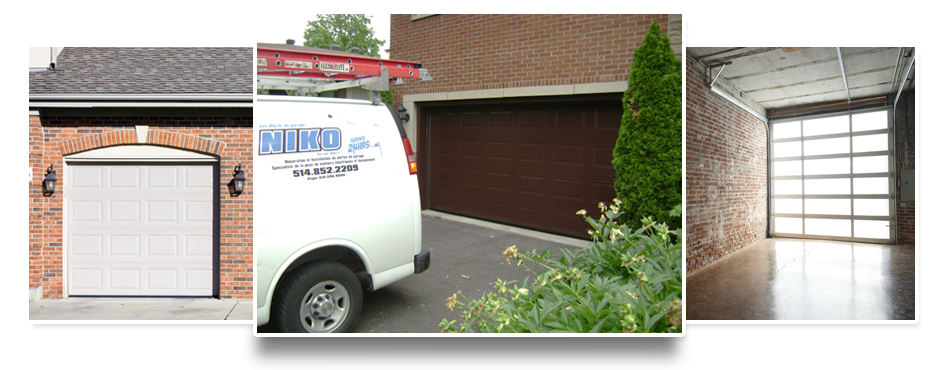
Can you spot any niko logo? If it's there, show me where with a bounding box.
[259,128,341,155]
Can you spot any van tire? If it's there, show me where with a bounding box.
[271,260,363,333]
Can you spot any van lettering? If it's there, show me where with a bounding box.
[259,128,342,156]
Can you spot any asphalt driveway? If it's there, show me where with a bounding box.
[260,210,590,333]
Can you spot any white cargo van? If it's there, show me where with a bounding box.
[254,95,429,333]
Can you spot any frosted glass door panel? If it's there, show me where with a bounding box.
[805,199,851,215]
[853,134,888,153]
[805,218,851,237]
[854,199,889,216]
[852,111,888,132]
[854,178,889,194]
[855,220,889,239]
[803,115,849,136]
[805,179,850,195]
[804,158,850,175]
[775,217,802,234]
[804,137,849,156]
[773,121,801,139]
[775,199,802,214]
[774,161,802,176]
[774,142,802,158]
[853,156,888,174]
[775,180,803,195]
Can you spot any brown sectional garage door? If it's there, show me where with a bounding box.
[424,97,622,238]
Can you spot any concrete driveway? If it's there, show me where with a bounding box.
[29,298,253,321]
[258,210,590,333]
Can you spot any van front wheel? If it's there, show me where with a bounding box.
[272,261,363,333]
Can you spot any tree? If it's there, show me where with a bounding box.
[612,22,682,230]
[304,14,395,105]
[304,14,384,58]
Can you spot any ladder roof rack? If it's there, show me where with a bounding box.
[257,43,432,97]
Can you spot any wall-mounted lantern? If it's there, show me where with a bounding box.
[43,165,57,195]
[397,105,410,123]
[228,164,246,197]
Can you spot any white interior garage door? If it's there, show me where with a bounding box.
[67,163,215,296]
[770,109,895,243]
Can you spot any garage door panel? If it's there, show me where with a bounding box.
[71,234,104,256]
[429,100,620,238]
[108,166,141,188]
[461,112,483,127]
[183,166,214,188]
[68,163,214,297]
[460,141,483,158]
[554,145,584,165]
[71,201,104,222]
[491,112,512,127]
[71,167,104,188]
[519,144,547,162]
[148,235,179,256]
[147,167,179,188]
[518,111,549,128]
[557,110,585,129]
[595,108,623,130]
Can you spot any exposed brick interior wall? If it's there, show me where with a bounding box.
[388,14,673,101]
[686,58,768,274]
[896,89,915,244]
[29,115,253,299]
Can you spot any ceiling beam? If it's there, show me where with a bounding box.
[768,95,888,117]
[699,47,778,65]
[836,47,852,105]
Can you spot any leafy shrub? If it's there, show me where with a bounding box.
[612,22,682,230]
[439,201,682,333]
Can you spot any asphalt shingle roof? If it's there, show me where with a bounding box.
[29,47,253,94]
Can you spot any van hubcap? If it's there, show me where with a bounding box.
[300,280,350,332]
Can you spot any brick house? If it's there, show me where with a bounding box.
[28,47,253,301]
[388,14,682,238]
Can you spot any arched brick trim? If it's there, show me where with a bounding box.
[148,129,226,155]
[58,130,137,155]
[57,129,226,156]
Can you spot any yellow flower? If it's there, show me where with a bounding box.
[576,209,587,216]
[446,293,457,311]
[598,202,606,211]
[502,245,518,263]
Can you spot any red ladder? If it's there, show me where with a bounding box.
[257,45,431,98]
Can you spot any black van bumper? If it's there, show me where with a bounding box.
[414,250,431,274]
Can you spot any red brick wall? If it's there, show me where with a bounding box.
[896,89,915,245]
[686,58,768,274]
[388,14,670,102]
[29,115,253,299]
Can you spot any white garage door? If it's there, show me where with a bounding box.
[770,109,895,243]
[67,163,215,296]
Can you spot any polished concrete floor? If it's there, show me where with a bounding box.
[687,238,915,320]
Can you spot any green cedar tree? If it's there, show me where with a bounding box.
[612,22,682,229]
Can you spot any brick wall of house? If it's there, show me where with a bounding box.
[29,115,253,299]
[388,14,673,101]
[686,58,768,274]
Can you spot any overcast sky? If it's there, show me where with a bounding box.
[255,14,391,58]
